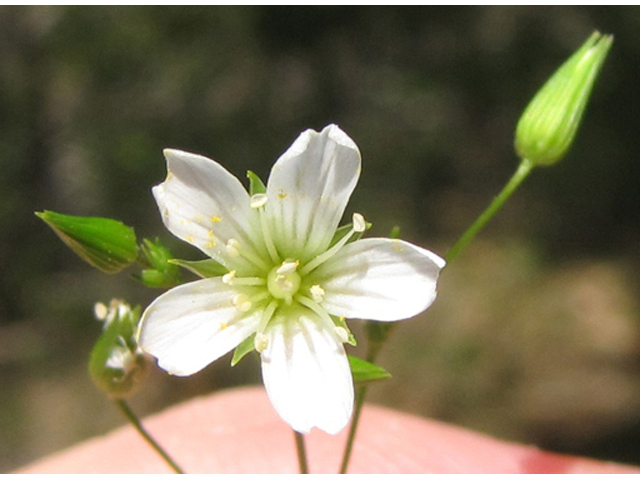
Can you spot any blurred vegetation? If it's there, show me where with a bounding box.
[2,5,640,472]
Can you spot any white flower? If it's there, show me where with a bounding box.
[138,125,445,434]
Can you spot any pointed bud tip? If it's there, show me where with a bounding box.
[515,31,613,167]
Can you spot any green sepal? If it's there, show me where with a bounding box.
[389,225,401,239]
[348,355,391,384]
[329,220,372,248]
[247,170,267,195]
[37,210,138,274]
[231,333,256,366]
[332,315,357,346]
[169,258,228,278]
[89,302,150,399]
[137,238,182,288]
[515,31,613,166]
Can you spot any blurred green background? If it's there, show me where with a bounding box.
[2,5,640,472]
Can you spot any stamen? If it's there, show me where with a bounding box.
[225,238,270,271]
[258,203,280,264]
[258,300,279,333]
[299,212,367,276]
[295,294,335,330]
[226,239,241,257]
[250,193,268,209]
[276,259,299,275]
[94,302,108,320]
[335,326,350,343]
[254,332,268,353]
[222,270,236,285]
[353,212,366,233]
[232,293,252,312]
[310,285,325,303]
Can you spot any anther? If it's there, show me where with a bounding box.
[254,332,269,353]
[276,259,299,275]
[222,270,236,285]
[226,239,241,257]
[310,285,325,303]
[250,193,268,209]
[233,293,252,312]
[353,212,366,233]
[335,326,350,343]
[94,302,108,320]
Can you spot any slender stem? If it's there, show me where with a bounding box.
[338,340,384,474]
[294,430,309,474]
[445,158,534,264]
[338,159,535,473]
[114,399,185,474]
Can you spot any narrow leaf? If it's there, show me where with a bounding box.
[348,355,391,384]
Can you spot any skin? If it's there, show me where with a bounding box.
[16,386,640,474]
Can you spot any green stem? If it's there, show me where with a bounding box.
[294,430,309,474]
[114,399,185,474]
[338,159,535,474]
[338,339,383,474]
[445,158,534,264]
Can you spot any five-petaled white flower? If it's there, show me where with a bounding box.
[138,125,445,434]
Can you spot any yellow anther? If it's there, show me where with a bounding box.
[211,216,222,223]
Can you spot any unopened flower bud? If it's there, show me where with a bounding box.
[515,31,613,166]
[37,211,138,273]
[139,238,181,288]
[89,300,151,398]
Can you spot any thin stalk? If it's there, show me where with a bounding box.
[338,340,384,474]
[294,430,309,474]
[445,158,534,264]
[114,399,185,474]
[338,159,535,474]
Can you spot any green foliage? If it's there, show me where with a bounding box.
[37,210,138,274]
[348,355,391,384]
[88,301,150,399]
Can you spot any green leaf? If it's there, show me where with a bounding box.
[247,170,266,195]
[37,210,138,274]
[169,258,228,278]
[231,333,256,366]
[348,355,391,384]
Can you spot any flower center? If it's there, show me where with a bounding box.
[267,261,301,302]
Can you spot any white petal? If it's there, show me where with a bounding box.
[138,278,262,376]
[265,125,361,262]
[312,238,445,321]
[260,312,353,434]
[154,149,264,273]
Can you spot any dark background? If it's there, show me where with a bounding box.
[2,5,640,471]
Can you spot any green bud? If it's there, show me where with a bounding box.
[515,31,613,166]
[138,238,182,288]
[37,211,138,274]
[89,300,151,398]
